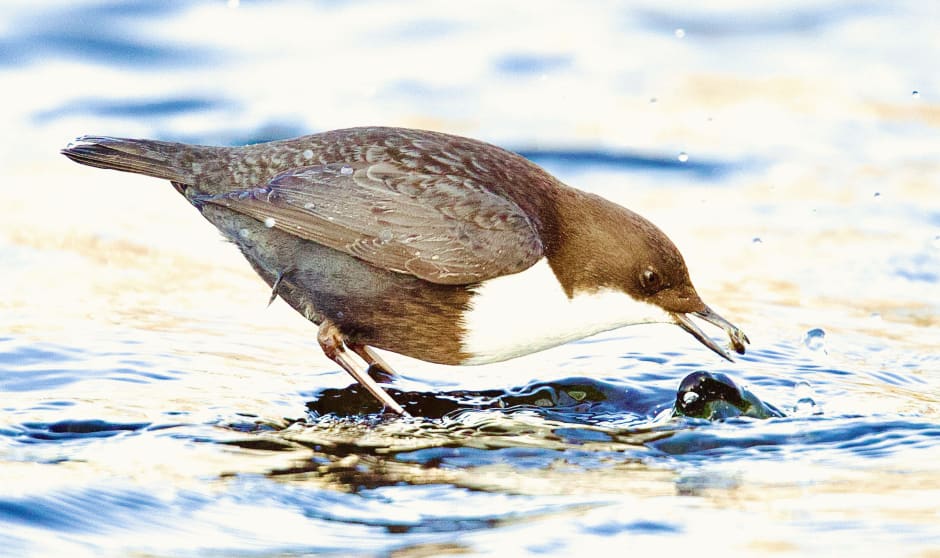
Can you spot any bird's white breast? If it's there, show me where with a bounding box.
[460,258,671,364]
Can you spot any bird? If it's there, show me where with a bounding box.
[61,126,749,416]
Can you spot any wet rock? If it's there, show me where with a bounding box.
[674,371,783,420]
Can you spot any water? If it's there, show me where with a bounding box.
[2,1,940,556]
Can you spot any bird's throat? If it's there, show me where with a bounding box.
[460,258,671,364]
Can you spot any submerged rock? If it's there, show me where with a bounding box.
[674,371,784,420]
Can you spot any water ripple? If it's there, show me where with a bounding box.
[1,2,212,68]
[649,416,940,461]
[0,338,182,392]
[34,97,232,123]
[0,486,181,533]
[14,420,151,443]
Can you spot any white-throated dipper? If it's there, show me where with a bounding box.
[61,126,749,416]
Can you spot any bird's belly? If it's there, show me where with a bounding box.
[460,259,671,364]
[200,205,474,365]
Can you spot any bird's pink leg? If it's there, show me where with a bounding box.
[349,344,397,383]
[317,320,408,416]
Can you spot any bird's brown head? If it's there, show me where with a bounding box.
[624,225,750,361]
[550,191,749,361]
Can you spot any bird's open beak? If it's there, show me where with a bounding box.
[673,306,750,362]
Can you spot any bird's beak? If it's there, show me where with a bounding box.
[672,305,750,362]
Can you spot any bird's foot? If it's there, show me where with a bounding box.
[317,320,409,417]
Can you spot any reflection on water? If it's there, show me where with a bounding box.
[1,0,939,556]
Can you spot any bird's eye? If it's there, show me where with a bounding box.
[640,268,661,293]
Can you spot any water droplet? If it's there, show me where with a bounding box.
[430,254,440,261]
[682,391,700,406]
[793,380,819,415]
[302,149,314,160]
[677,152,689,163]
[794,380,813,398]
[303,202,316,210]
[752,237,763,244]
[378,229,393,243]
[674,28,686,39]
[340,165,354,175]
[912,90,920,98]
[238,228,250,239]
[414,251,421,257]
[802,328,826,352]
[264,217,276,228]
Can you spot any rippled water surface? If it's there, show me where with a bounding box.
[2,1,939,556]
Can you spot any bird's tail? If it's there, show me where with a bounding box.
[60,136,199,184]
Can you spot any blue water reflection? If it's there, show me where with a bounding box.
[1,2,206,67]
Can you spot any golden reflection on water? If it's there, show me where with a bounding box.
[696,462,940,532]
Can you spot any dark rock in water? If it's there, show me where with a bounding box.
[674,371,784,420]
[307,376,640,421]
[308,371,782,423]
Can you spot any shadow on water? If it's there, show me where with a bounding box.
[306,369,782,422]
[307,375,659,422]
[12,420,151,443]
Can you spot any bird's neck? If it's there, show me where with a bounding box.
[459,258,670,365]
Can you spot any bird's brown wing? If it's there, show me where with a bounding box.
[202,161,543,284]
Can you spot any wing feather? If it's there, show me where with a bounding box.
[205,161,542,284]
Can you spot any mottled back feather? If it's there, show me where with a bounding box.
[202,160,543,284]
